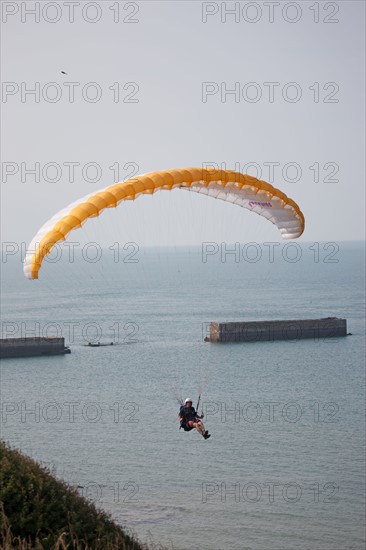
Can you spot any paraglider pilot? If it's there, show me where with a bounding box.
[179,398,211,440]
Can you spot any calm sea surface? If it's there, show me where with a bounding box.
[1,242,365,549]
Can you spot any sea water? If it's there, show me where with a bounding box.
[1,242,365,550]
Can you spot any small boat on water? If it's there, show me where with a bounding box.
[85,342,114,347]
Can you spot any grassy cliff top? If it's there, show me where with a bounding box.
[0,441,148,550]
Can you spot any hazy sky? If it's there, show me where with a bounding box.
[1,0,365,248]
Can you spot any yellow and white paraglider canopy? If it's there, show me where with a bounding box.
[23,167,305,280]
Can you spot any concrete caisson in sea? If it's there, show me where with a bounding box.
[0,337,71,358]
[204,318,348,343]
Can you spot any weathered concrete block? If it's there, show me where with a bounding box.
[206,318,347,343]
[0,337,71,358]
